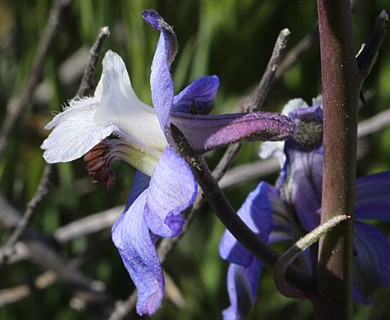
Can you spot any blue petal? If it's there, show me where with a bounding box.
[355,172,390,221]
[112,192,164,316]
[142,10,178,133]
[288,105,323,126]
[172,75,220,115]
[125,171,151,208]
[267,187,293,243]
[281,145,323,231]
[279,105,324,231]
[222,259,263,320]
[219,182,274,266]
[353,221,390,303]
[144,147,197,237]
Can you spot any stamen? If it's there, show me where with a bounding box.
[84,140,117,190]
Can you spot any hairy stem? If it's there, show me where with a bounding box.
[316,1,360,318]
[171,124,315,295]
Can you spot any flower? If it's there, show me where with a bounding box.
[41,10,294,316]
[219,98,390,319]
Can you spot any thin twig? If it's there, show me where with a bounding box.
[247,28,291,112]
[77,26,110,97]
[213,28,291,181]
[0,165,53,265]
[54,206,121,243]
[0,234,114,310]
[0,0,70,158]
[358,108,390,137]
[0,23,113,317]
[274,215,349,299]
[171,123,314,293]
[276,26,319,79]
[107,271,184,320]
[108,294,137,320]
[356,10,389,79]
[0,194,114,316]
[0,271,57,307]
[0,206,122,264]
[0,25,111,267]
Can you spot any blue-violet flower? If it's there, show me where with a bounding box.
[41,10,294,315]
[219,97,390,319]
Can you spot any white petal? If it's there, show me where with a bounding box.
[311,95,323,107]
[259,141,286,166]
[258,98,310,165]
[41,97,117,163]
[95,50,132,100]
[94,51,167,152]
[281,98,309,115]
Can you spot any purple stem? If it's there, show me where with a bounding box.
[315,1,360,319]
[170,124,315,295]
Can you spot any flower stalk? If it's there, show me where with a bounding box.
[171,124,315,295]
[316,1,360,318]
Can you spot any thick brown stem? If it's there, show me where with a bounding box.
[316,1,360,319]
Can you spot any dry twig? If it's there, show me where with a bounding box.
[0,0,70,158]
[0,24,113,317]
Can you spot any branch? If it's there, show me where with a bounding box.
[54,206,121,243]
[0,0,70,158]
[0,194,114,316]
[0,23,113,317]
[358,108,390,137]
[213,28,290,181]
[0,25,111,267]
[0,165,54,265]
[171,123,314,293]
[246,28,291,112]
[77,26,110,97]
[276,26,319,79]
[0,271,57,307]
[356,10,389,79]
[219,157,279,189]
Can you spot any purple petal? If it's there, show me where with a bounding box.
[278,105,324,231]
[222,260,263,320]
[172,75,220,115]
[288,105,323,123]
[280,146,323,231]
[267,187,293,243]
[353,221,390,303]
[171,112,294,153]
[112,192,164,316]
[142,10,178,133]
[219,182,274,266]
[144,147,197,237]
[355,172,390,221]
[125,171,151,208]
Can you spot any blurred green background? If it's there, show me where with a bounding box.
[0,0,390,319]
